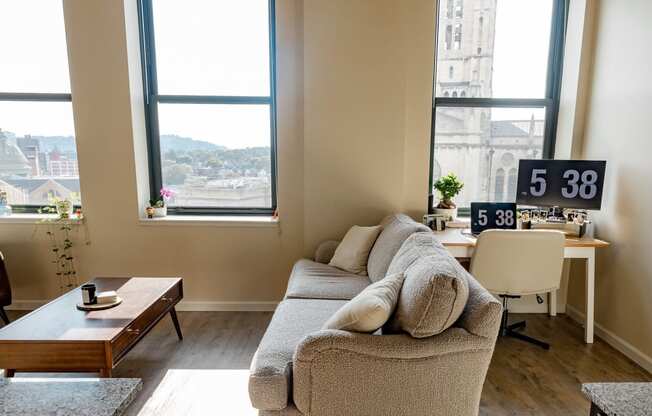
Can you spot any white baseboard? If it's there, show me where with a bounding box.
[566,304,652,374]
[6,299,279,312]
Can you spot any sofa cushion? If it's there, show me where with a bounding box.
[322,273,405,333]
[249,298,348,411]
[329,225,382,275]
[285,259,371,301]
[385,232,470,338]
[367,214,431,282]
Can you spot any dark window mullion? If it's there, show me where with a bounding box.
[156,95,271,105]
[0,93,72,102]
[434,97,551,108]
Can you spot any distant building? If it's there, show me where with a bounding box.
[49,159,79,177]
[0,179,27,204]
[4,178,81,205]
[0,131,32,177]
[16,135,42,177]
[171,176,271,208]
[433,0,544,206]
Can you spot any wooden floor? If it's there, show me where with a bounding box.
[4,310,651,415]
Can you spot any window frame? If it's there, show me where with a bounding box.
[137,0,278,216]
[428,0,569,215]
[0,11,75,214]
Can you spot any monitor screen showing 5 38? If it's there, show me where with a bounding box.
[516,160,606,210]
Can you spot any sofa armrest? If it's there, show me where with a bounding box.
[313,240,340,264]
[293,328,497,416]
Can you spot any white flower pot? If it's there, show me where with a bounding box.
[433,207,457,221]
[153,206,167,218]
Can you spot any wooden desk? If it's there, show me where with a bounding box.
[433,228,609,343]
[0,277,183,377]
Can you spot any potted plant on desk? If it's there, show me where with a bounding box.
[147,188,174,218]
[433,173,464,220]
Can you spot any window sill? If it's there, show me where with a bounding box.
[138,215,279,228]
[0,213,84,225]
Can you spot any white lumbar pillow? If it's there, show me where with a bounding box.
[329,225,382,275]
[322,273,405,333]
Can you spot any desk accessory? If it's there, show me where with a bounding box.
[423,214,447,231]
[470,203,517,235]
[516,159,606,209]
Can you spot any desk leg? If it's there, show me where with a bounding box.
[585,250,595,343]
[548,290,557,317]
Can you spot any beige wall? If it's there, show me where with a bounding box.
[302,0,435,254]
[567,0,652,360]
[0,0,436,305]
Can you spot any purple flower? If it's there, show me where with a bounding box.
[160,188,175,199]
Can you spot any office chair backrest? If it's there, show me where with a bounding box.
[470,230,565,296]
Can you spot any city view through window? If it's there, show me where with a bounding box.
[433,0,554,208]
[150,0,274,209]
[0,0,274,210]
[0,1,80,207]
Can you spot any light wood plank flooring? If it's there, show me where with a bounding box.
[4,311,650,415]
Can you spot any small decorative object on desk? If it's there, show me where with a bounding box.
[423,214,447,231]
[433,173,464,220]
[77,289,123,311]
[97,290,118,305]
[81,283,97,305]
[0,191,11,216]
[147,187,174,218]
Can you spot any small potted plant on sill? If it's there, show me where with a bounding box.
[433,173,464,220]
[148,188,174,218]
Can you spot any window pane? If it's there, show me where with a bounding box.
[432,107,545,208]
[157,104,272,208]
[0,102,80,206]
[152,0,271,96]
[0,0,71,93]
[435,0,553,99]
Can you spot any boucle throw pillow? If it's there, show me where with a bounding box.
[322,273,405,333]
[385,252,469,338]
[329,225,382,275]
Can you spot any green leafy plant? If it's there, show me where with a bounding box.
[36,199,88,294]
[434,173,464,209]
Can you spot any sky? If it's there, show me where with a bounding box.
[0,0,271,148]
[1,0,552,145]
[491,0,553,121]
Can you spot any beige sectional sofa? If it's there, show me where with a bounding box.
[249,214,502,416]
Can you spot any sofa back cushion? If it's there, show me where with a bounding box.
[367,214,430,282]
[385,232,469,338]
[329,225,382,275]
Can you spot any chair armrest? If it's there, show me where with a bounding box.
[313,240,340,264]
[292,328,497,416]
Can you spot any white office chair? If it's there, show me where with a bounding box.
[470,229,565,349]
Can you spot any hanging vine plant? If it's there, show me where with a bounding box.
[35,198,90,294]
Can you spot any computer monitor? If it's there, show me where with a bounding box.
[516,159,606,210]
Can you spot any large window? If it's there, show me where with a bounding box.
[139,0,277,215]
[429,0,567,211]
[0,1,80,211]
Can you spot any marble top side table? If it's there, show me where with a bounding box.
[582,383,652,416]
[0,377,142,416]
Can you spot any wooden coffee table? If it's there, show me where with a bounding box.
[0,277,183,378]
